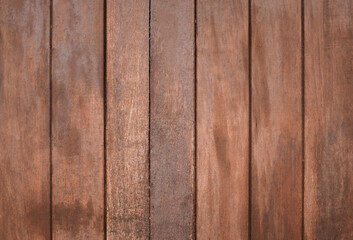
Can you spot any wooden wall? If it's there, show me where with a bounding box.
[0,0,352,239]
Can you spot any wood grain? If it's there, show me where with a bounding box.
[51,0,104,239]
[304,0,353,239]
[196,0,249,239]
[106,0,149,239]
[0,1,50,239]
[251,0,302,239]
[150,0,195,239]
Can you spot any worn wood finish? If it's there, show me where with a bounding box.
[51,0,104,239]
[150,0,195,239]
[0,1,50,239]
[304,1,353,239]
[196,0,249,239]
[251,0,302,239]
[106,0,149,239]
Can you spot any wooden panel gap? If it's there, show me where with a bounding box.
[301,0,305,239]
[194,0,198,239]
[50,0,53,239]
[103,0,107,239]
[248,0,252,239]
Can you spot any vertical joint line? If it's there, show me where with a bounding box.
[301,0,305,239]
[103,0,107,238]
[193,0,197,239]
[148,0,152,239]
[248,0,252,239]
[49,0,53,238]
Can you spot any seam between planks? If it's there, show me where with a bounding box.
[49,0,53,238]
[103,0,108,239]
[301,0,305,239]
[194,0,197,239]
[248,0,252,239]
[148,0,152,239]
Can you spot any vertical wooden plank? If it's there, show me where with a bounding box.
[196,0,249,239]
[0,1,50,239]
[150,0,195,239]
[106,1,149,239]
[251,0,302,239]
[51,0,104,239]
[305,1,353,239]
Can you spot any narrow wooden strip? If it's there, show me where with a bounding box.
[0,1,50,239]
[106,0,149,239]
[196,0,249,239]
[251,0,302,239]
[150,0,195,239]
[51,0,104,238]
[304,0,353,239]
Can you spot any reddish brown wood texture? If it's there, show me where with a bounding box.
[0,1,51,239]
[196,0,249,239]
[304,0,353,239]
[251,0,302,239]
[2,1,353,239]
[150,0,195,239]
[106,0,149,239]
[51,0,104,239]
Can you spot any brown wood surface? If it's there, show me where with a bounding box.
[51,0,104,239]
[0,1,50,239]
[196,0,249,239]
[304,1,353,239]
[106,0,149,239]
[150,0,195,239]
[251,0,302,239]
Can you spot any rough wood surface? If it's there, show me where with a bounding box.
[196,0,249,239]
[106,0,149,239]
[304,1,353,239]
[51,0,104,239]
[251,0,302,239]
[150,0,195,239]
[0,1,50,239]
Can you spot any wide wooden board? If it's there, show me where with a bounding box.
[106,0,150,239]
[150,0,195,239]
[0,0,50,239]
[304,0,353,239]
[251,0,302,239]
[51,0,104,238]
[196,0,249,239]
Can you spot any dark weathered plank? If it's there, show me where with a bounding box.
[304,1,353,239]
[150,0,195,239]
[51,0,104,239]
[0,1,50,239]
[196,0,249,239]
[251,0,302,239]
[106,0,149,239]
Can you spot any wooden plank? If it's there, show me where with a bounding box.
[304,1,353,239]
[196,0,249,239]
[0,1,50,239]
[106,0,149,239]
[51,0,104,239]
[251,0,302,239]
[150,0,195,239]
